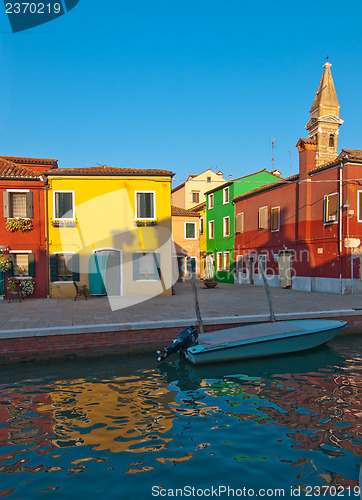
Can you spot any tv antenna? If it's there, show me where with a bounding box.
[271,139,275,170]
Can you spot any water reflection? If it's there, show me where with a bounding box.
[0,340,360,497]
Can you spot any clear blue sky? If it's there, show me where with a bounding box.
[1,1,361,187]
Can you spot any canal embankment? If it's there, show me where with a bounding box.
[0,282,361,363]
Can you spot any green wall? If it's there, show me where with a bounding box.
[206,171,279,283]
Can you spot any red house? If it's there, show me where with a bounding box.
[233,141,362,294]
[0,156,58,298]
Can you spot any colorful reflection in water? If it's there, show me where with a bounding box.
[0,337,361,498]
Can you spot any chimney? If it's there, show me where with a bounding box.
[229,175,232,181]
[272,169,281,178]
[217,171,223,176]
[296,138,316,180]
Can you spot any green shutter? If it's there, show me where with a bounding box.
[26,193,34,218]
[133,253,140,280]
[3,192,10,218]
[72,254,80,281]
[153,252,161,279]
[28,253,36,277]
[49,254,58,282]
[7,255,14,277]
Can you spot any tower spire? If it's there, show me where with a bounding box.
[305,61,343,167]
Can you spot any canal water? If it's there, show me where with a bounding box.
[0,336,360,499]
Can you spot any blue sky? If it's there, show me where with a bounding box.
[1,1,361,188]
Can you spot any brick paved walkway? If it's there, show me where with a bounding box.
[0,282,361,333]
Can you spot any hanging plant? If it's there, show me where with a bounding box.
[19,277,34,296]
[6,218,33,232]
[0,255,12,272]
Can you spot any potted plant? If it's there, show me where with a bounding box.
[204,278,217,288]
[19,278,34,297]
[0,255,12,272]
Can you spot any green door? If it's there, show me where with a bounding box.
[88,252,110,295]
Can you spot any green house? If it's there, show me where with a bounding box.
[205,169,280,284]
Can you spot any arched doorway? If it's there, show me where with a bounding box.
[88,249,122,296]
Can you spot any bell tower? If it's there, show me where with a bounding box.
[305,61,343,167]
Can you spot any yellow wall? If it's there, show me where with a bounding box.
[46,175,173,298]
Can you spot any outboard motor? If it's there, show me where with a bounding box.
[157,326,198,362]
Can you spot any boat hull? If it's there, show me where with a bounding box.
[184,320,347,365]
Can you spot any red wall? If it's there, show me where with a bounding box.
[0,179,48,298]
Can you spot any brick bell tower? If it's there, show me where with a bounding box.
[305,60,343,168]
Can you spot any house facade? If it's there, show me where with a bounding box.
[0,156,58,298]
[205,170,281,284]
[233,61,362,294]
[171,168,227,210]
[171,206,200,281]
[45,166,175,300]
[191,202,206,279]
[234,141,362,294]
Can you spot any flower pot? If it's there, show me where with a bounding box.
[205,281,217,288]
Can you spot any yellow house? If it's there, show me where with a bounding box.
[45,166,175,301]
[191,201,206,279]
[171,168,227,210]
[171,206,200,281]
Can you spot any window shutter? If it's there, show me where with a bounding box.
[327,193,338,222]
[133,253,140,280]
[271,207,279,231]
[49,255,58,282]
[153,252,161,279]
[28,253,36,277]
[3,192,10,218]
[26,193,34,218]
[7,255,14,277]
[259,207,268,230]
[360,193,362,221]
[72,253,80,281]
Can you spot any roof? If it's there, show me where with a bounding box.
[191,201,206,212]
[310,62,339,112]
[0,156,58,167]
[45,165,175,177]
[171,168,226,193]
[171,206,200,217]
[308,149,362,175]
[233,173,299,203]
[204,169,281,196]
[0,158,41,179]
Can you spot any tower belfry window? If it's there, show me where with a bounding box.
[329,134,335,148]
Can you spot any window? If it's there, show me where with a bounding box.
[271,207,280,231]
[3,191,33,218]
[133,252,160,281]
[217,252,223,271]
[208,193,214,209]
[207,176,211,183]
[50,253,79,282]
[199,218,204,235]
[235,212,244,234]
[236,255,243,273]
[224,251,230,271]
[185,222,197,239]
[223,216,230,237]
[329,134,335,148]
[258,206,268,230]
[258,254,267,274]
[135,191,155,220]
[54,191,74,220]
[358,191,362,222]
[208,220,214,239]
[8,252,36,277]
[324,193,338,223]
[191,191,200,204]
[223,186,229,204]
[186,256,197,275]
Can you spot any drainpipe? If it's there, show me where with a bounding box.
[339,163,343,294]
[44,177,50,298]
